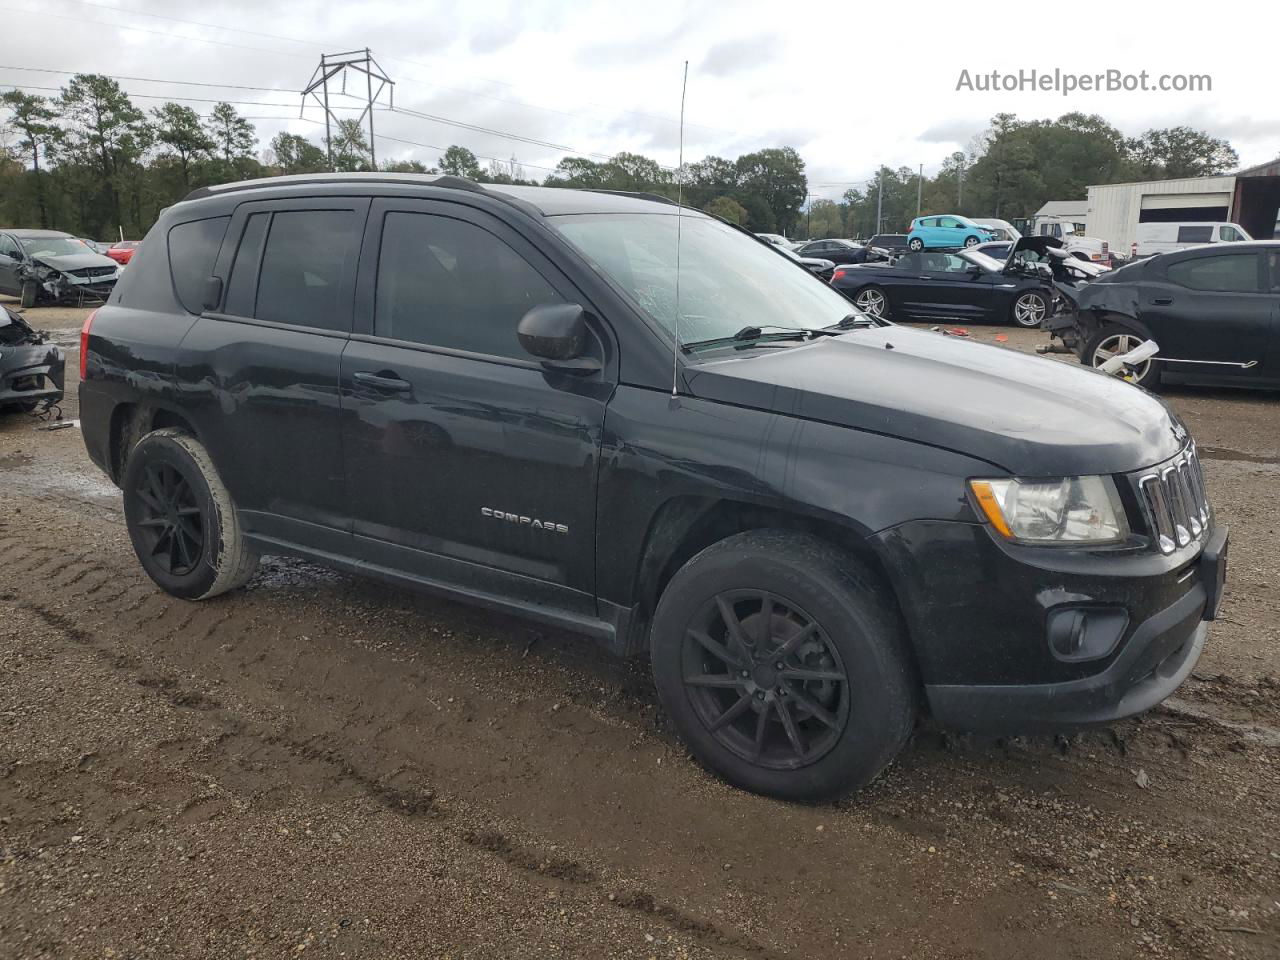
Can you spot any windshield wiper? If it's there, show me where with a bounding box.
[827,313,877,330]
[682,325,837,351]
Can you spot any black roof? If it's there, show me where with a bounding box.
[184,173,693,218]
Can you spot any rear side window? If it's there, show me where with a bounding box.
[167,217,229,314]
[374,212,562,359]
[255,210,357,332]
[224,213,269,319]
[1176,225,1213,244]
[1166,253,1260,293]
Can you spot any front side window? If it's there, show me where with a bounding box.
[0,235,19,259]
[1166,253,1260,293]
[1218,225,1246,242]
[254,210,357,332]
[375,212,563,359]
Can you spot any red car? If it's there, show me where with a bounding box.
[106,240,140,265]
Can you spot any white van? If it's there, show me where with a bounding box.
[1031,216,1109,264]
[1134,222,1251,256]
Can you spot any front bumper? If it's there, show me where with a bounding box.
[874,514,1227,735]
[0,344,65,407]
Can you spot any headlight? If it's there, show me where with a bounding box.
[969,476,1127,544]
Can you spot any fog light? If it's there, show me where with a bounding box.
[1046,606,1128,662]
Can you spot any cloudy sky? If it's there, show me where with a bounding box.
[3,0,1277,200]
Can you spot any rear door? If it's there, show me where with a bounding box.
[1141,249,1272,380]
[177,197,368,549]
[918,252,999,320]
[340,197,613,615]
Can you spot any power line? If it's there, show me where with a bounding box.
[0,63,293,93]
[37,0,737,136]
[0,82,380,112]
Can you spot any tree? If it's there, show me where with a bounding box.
[438,144,482,179]
[734,148,807,235]
[0,91,57,226]
[270,132,328,175]
[702,195,748,225]
[382,158,433,173]
[151,102,214,188]
[1127,126,1239,179]
[331,119,371,171]
[56,74,151,234]
[204,102,256,164]
[549,156,606,188]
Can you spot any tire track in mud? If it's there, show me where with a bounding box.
[2,586,785,960]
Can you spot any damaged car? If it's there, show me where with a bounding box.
[0,229,122,307]
[1047,241,1280,391]
[0,304,65,413]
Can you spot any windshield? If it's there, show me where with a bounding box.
[552,213,858,344]
[20,236,92,258]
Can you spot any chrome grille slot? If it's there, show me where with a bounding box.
[1135,446,1211,555]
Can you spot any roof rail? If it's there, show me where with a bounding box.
[585,188,680,207]
[181,172,490,203]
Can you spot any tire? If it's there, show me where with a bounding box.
[907,237,923,252]
[122,428,259,600]
[963,235,980,248]
[852,285,889,320]
[20,281,38,308]
[1083,325,1159,390]
[1010,290,1049,328]
[650,531,917,801]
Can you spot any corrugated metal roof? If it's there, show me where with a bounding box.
[1034,200,1089,218]
[1236,156,1280,178]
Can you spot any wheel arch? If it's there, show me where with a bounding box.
[108,401,202,485]
[622,496,911,663]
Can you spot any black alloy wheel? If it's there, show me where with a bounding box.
[683,590,850,769]
[133,460,206,576]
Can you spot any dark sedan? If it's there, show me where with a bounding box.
[1054,241,1280,390]
[831,248,1053,327]
[793,238,865,265]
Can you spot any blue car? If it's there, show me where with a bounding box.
[906,215,994,251]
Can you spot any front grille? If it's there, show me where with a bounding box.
[70,266,117,279]
[1135,446,1210,554]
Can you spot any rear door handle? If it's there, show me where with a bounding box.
[1151,297,1174,305]
[353,370,412,392]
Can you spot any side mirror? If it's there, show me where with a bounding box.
[518,303,593,366]
[202,276,223,311]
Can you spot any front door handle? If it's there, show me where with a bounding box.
[353,370,412,392]
[1151,296,1174,305]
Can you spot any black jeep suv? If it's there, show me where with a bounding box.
[79,174,1227,800]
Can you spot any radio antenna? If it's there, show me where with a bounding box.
[671,60,688,399]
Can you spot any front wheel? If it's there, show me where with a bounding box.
[650,531,917,801]
[122,428,259,600]
[1083,325,1160,390]
[907,237,924,251]
[1011,291,1049,328]
[963,235,980,248]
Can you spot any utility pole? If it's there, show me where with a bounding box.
[958,160,964,209]
[876,171,883,234]
[301,49,394,171]
[916,163,923,218]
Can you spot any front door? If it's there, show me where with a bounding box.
[0,234,24,296]
[917,252,997,320]
[1142,249,1274,380]
[340,197,613,615]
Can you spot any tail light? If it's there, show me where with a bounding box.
[80,308,98,381]
[832,269,846,283]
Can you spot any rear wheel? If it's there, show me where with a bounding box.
[122,428,258,600]
[1084,325,1159,390]
[907,237,923,252]
[650,531,917,801]
[853,286,889,320]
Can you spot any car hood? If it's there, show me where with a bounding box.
[684,324,1185,476]
[31,253,119,272]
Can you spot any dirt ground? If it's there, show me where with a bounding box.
[1,300,1277,960]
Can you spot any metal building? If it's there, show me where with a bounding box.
[1085,158,1280,250]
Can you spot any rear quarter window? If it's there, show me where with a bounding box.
[1176,225,1213,244]
[168,217,230,314]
